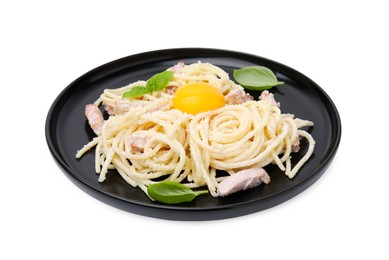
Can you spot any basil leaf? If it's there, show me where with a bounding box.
[147,71,174,92]
[122,86,150,98]
[233,66,284,90]
[147,181,208,204]
[122,70,174,98]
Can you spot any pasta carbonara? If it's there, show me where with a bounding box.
[76,62,315,198]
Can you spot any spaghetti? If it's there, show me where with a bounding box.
[76,62,315,197]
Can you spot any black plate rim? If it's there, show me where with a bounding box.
[45,48,341,216]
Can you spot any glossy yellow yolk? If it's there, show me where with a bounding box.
[172,83,225,114]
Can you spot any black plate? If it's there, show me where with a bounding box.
[45,48,341,220]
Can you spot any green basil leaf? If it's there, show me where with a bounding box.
[147,181,208,204]
[233,66,284,90]
[146,71,174,92]
[122,70,174,99]
[122,86,150,98]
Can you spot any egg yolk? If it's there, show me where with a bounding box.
[172,83,225,114]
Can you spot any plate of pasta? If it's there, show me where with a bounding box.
[46,48,341,220]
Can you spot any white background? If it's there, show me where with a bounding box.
[1,0,388,259]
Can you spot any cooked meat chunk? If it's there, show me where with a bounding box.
[165,85,178,95]
[225,89,253,104]
[217,167,270,196]
[126,134,148,152]
[104,100,150,115]
[170,61,185,72]
[85,104,104,135]
[259,90,279,107]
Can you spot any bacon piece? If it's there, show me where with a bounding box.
[104,100,149,115]
[126,134,169,153]
[165,85,178,95]
[170,61,185,72]
[291,137,300,153]
[259,90,280,107]
[85,104,104,135]
[126,134,148,152]
[217,167,270,197]
[225,89,253,104]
